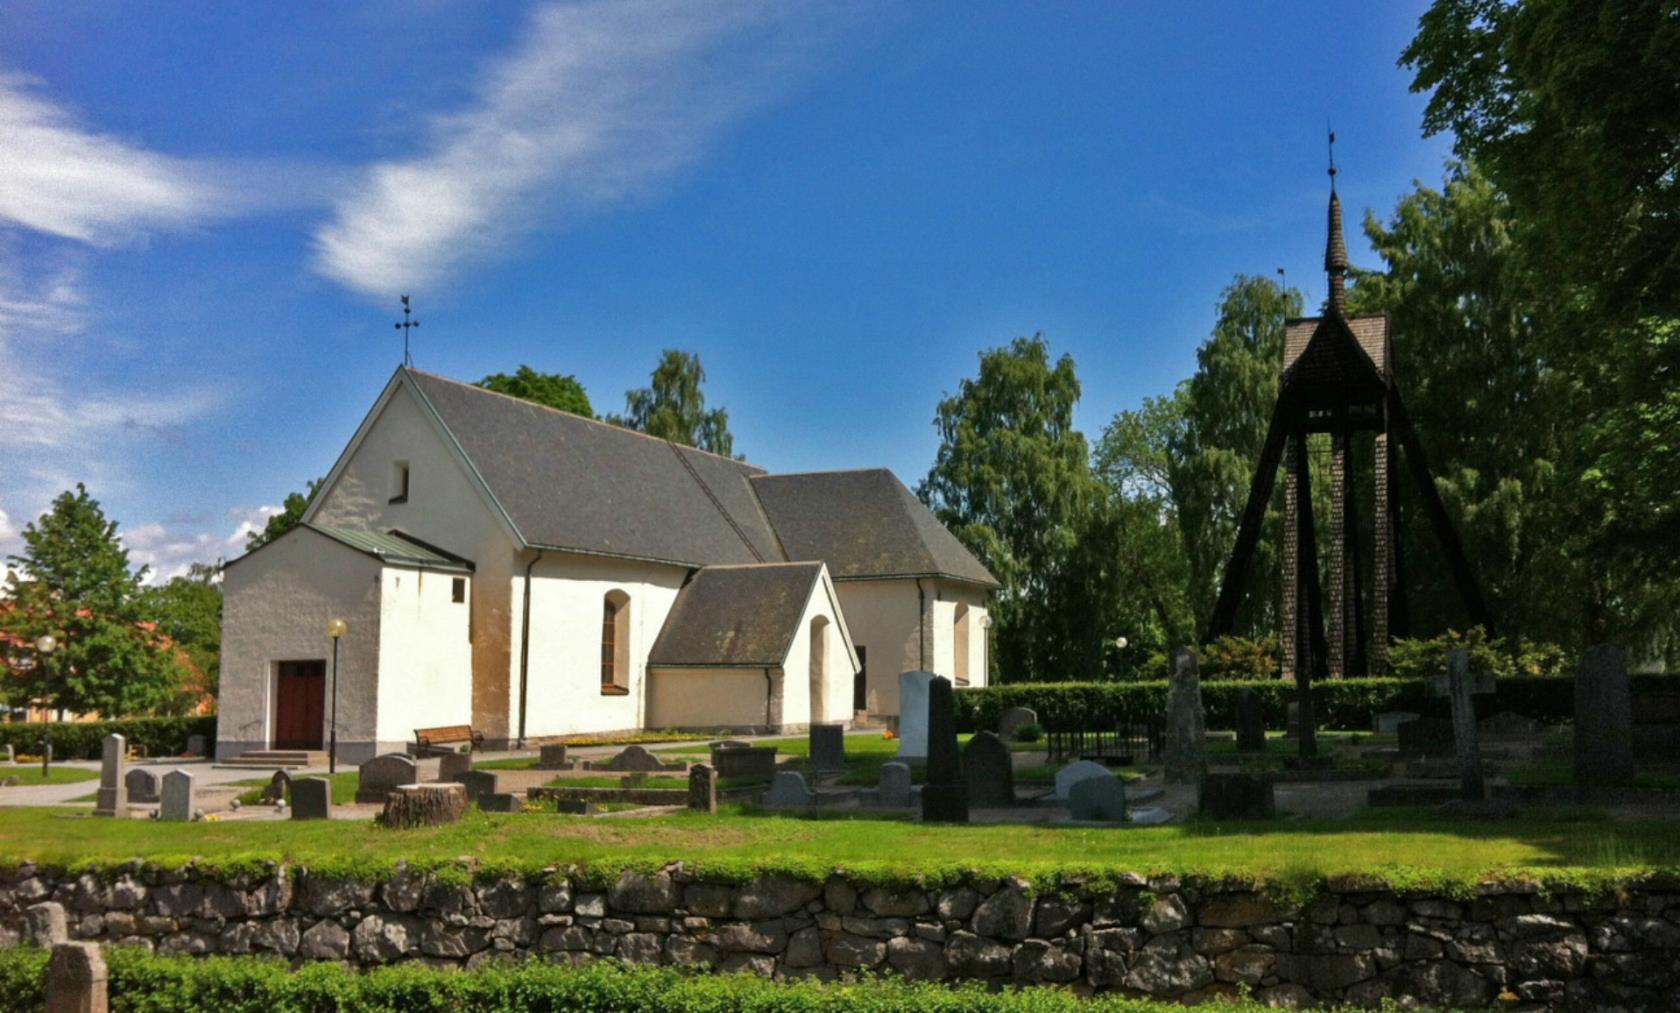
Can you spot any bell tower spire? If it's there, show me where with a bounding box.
[1325,130,1349,315]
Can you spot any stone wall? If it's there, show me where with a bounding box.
[2,863,1677,1009]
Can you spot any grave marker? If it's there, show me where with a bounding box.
[1068,775,1127,822]
[478,792,522,813]
[290,776,331,820]
[185,733,206,757]
[594,745,667,772]
[896,671,936,760]
[1054,760,1111,800]
[920,676,968,822]
[709,744,776,781]
[438,752,472,782]
[124,768,160,805]
[94,734,127,819]
[998,707,1039,742]
[961,730,1014,807]
[458,770,500,802]
[688,763,717,814]
[877,762,912,807]
[159,770,195,822]
[1235,688,1266,752]
[763,770,814,807]
[1164,649,1206,784]
[1575,644,1635,786]
[809,723,845,772]
[356,753,419,803]
[1427,648,1497,801]
[537,744,569,770]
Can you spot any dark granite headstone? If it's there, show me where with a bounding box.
[1164,649,1205,784]
[1575,644,1635,786]
[710,744,776,781]
[458,769,500,802]
[478,792,522,813]
[124,768,160,804]
[809,724,845,772]
[356,753,419,803]
[556,800,598,815]
[878,762,912,807]
[763,770,813,807]
[961,730,1014,807]
[537,744,569,770]
[290,777,330,820]
[595,745,667,772]
[688,763,717,814]
[920,676,968,822]
[1200,771,1275,820]
[1235,688,1267,752]
[438,752,472,782]
[1068,775,1127,822]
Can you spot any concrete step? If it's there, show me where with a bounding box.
[218,750,325,770]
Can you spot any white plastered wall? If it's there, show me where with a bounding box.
[309,378,521,744]
[644,667,779,730]
[932,579,991,689]
[777,568,859,729]
[514,551,687,739]
[832,579,922,716]
[216,527,383,761]
[374,567,473,750]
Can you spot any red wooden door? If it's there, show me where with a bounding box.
[274,660,325,749]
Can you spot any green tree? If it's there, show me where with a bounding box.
[608,350,737,457]
[918,335,1102,682]
[2,485,188,717]
[246,478,323,552]
[476,366,594,418]
[138,562,222,697]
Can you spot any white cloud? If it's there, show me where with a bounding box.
[313,0,852,296]
[122,505,273,584]
[226,505,284,550]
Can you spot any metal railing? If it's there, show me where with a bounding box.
[1045,719,1163,765]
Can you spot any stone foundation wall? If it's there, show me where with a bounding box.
[2,863,1677,1009]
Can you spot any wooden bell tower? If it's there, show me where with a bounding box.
[1207,165,1491,752]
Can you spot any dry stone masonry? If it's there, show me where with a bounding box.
[4,863,1679,1009]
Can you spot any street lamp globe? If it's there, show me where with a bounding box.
[326,619,348,639]
[1114,636,1129,650]
[34,634,56,654]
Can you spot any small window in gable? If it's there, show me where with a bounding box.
[389,460,410,503]
[451,577,466,603]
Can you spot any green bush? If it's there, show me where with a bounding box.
[0,715,215,760]
[0,947,1297,1012]
[1012,722,1044,743]
[1388,628,1573,682]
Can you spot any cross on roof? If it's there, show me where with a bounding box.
[394,295,420,366]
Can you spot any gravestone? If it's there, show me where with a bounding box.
[896,671,936,760]
[1396,716,1456,758]
[458,770,500,802]
[921,676,968,822]
[356,753,419,803]
[809,723,846,772]
[710,744,777,781]
[595,745,667,772]
[557,799,599,815]
[1200,771,1275,820]
[124,768,160,804]
[260,770,291,804]
[1054,760,1112,800]
[159,769,195,822]
[1235,688,1267,751]
[998,707,1039,742]
[1164,649,1206,784]
[1373,710,1422,735]
[479,792,522,813]
[961,730,1014,807]
[763,770,814,807]
[185,733,206,756]
[537,744,569,770]
[1480,712,1542,738]
[1428,648,1497,801]
[290,777,331,820]
[1575,643,1635,786]
[688,763,717,814]
[1286,701,1300,738]
[94,734,127,819]
[878,762,913,807]
[438,752,472,782]
[1068,775,1127,822]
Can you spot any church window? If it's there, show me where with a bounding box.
[389,460,410,503]
[601,590,630,695]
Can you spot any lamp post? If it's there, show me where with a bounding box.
[326,619,347,774]
[33,635,56,776]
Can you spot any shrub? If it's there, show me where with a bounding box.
[1012,722,1044,743]
[1389,628,1573,682]
[0,715,215,760]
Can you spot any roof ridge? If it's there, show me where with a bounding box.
[697,561,822,571]
[667,439,765,563]
[753,466,892,481]
[404,367,765,473]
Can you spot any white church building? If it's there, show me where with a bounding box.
[216,368,997,762]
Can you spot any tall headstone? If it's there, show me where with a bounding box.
[998,707,1039,742]
[1164,649,1206,784]
[878,762,912,807]
[921,676,968,822]
[124,768,160,805]
[290,776,331,820]
[159,769,195,822]
[1429,648,1496,801]
[896,671,936,760]
[47,941,107,1013]
[94,734,127,819]
[809,723,846,772]
[1575,643,1635,786]
[356,753,419,803]
[1235,688,1267,752]
[688,763,718,814]
[962,730,1014,807]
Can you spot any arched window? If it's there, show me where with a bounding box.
[601,590,630,695]
[953,603,971,687]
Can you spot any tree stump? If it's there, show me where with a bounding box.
[378,783,467,829]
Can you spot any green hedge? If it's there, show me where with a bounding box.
[955,675,1677,733]
[0,715,215,760]
[0,948,1296,1012]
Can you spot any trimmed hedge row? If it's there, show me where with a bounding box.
[0,948,1287,1013]
[954,675,1678,733]
[0,715,215,760]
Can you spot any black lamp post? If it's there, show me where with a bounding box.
[33,635,56,775]
[326,619,347,774]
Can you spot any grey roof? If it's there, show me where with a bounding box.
[407,370,778,567]
[750,470,999,587]
[305,524,475,573]
[647,563,824,667]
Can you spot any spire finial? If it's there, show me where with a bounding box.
[394,294,420,367]
[1324,130,1349,314]
[1327,127,1338,191]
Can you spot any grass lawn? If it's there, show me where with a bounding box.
[1,804,1675,888]
[545,775,690,790]
[0,764,100,787]
[1507,758,1680,791]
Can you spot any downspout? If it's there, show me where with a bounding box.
[516,549,546,748]
[914,578,928,670]
[763,667,774,733]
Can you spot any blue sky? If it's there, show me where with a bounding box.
[0,1,1453,580]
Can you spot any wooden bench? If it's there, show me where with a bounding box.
[413,725,483,757]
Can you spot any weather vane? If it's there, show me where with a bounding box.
[394,295,420,367]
